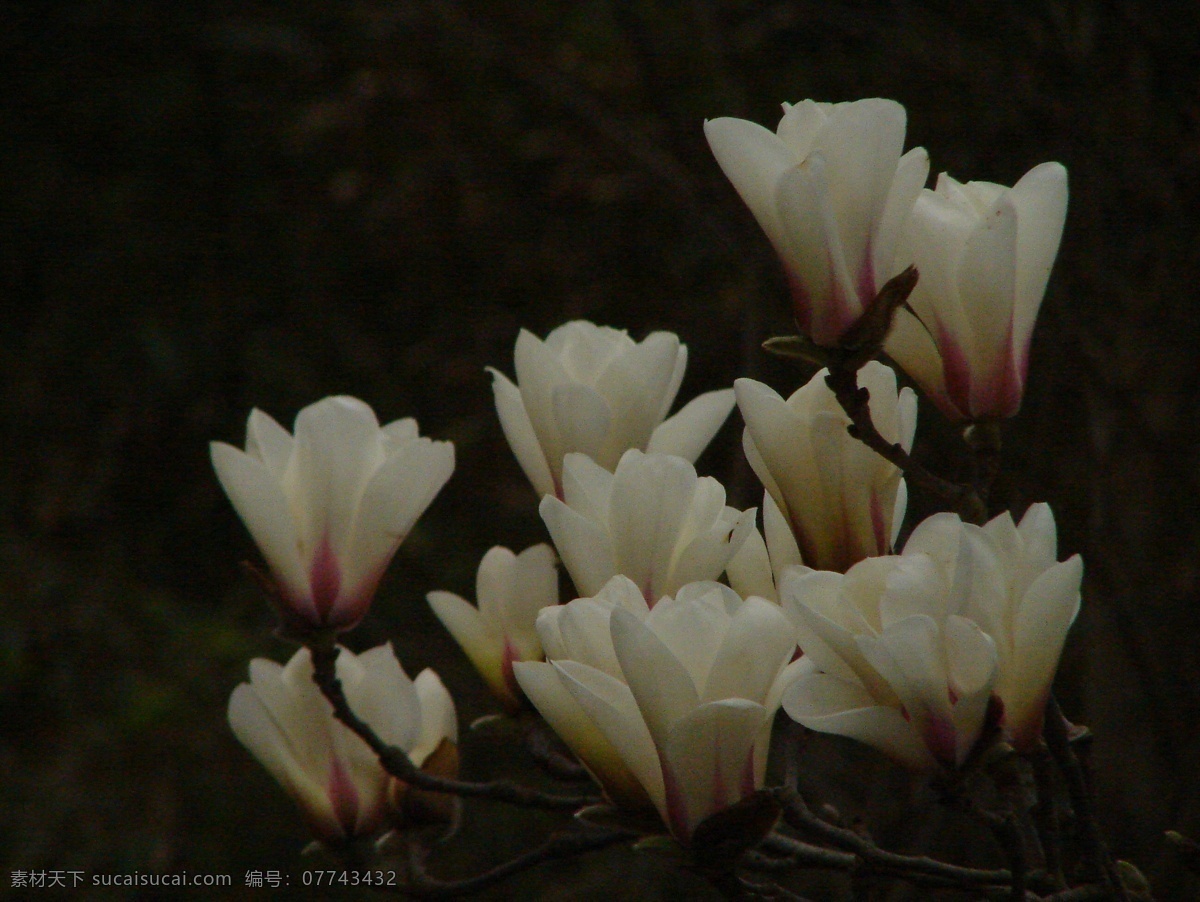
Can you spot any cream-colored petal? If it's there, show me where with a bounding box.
[211,442,309,607]
[648,388,736,463]
[610,607,700,747]
[246,408,294,476]
[704,117,795,253]
[489,367,556,498]
[428,590,506,699]
[540,495,617,598]
[411,668,459,764]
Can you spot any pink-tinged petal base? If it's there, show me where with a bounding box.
[938,320,1024,422]
[498,637,525,713]
[327,757,361,839]
[310,534,343,623]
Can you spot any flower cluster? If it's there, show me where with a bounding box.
[212,90,1080,866]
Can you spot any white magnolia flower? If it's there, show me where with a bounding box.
[490,321,735,499]
[539,449,755,603]
[706,98,928,346]
[513,575,657,812]
[518,580,802,841]
[780,555,999,772]
[885,163,1068,421]
[902,505,1081,749]
[228,644,457,845]
[736,362,916,574]
[211,396,454,633]
[427,543,559,711]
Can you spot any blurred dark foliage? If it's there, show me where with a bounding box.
[3,0,1200,898]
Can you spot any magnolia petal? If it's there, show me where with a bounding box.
[287,396,384,558]
[411,668,458,765]
[705,597,796,704]
[489,367,556,498]
[1006,556,1081,743]
[428,590,507,701]
[552,383,613,463]
[246,409,295,477]
[346,644,421,754]
[503,543,558,661]
[873,145,930,280]
[552,660,666,810]
[704,117,795,253]
[348,436,454,589]
[782,671,933,771]
[210,442,309,607]
[1008,162,1068,353]
[610,607,700,746]
[725,522,777,602]
[229,683,336,834]
[648,388,737,463]
[660,698,767,840]
[540,495,617,598]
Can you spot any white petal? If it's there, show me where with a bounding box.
[489,367,556,498]
[211,442,308,607]
[412,668,458,762]
[704,117,795,254]
[540,495,617,598]
[1008,162,1068,352]
[246,409,294,476]
[648,388,737,462]
[610,607,700,746]
[782,672,933,771]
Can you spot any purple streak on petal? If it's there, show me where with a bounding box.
[922,712,959,768]
[936,324,975,423]
[326,756,360,839]
[309,533,343,624]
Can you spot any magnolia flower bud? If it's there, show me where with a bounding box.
[211,396,454,635]
[517,579,803,842]
[539,449,755,603]
[489,321,735,499]
[885,163,1069,421]
[706,98,928,346]
[427,544,559,712]
[228,645,457,846]
[735,362,916,573]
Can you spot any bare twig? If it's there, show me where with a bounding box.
[396,827,632,898]
[1043,696,1130,900]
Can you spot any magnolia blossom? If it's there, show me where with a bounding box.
[780,555,999,771]
[539,449,755,602]
[211,396,454,634]
[490,321,736,498]
[513,575,659,812]
[427,543,559,711]
[228,644,457,845]
[885,163,1069,421]
[706,98,928,346]
[736,362,916,574]
[901,505,1081,749]
[517,579,802,842]
[781,503,1081,768]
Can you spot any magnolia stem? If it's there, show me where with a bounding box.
[1043,696,1131,900]
[309,643,599,812]
[396,827,631,898]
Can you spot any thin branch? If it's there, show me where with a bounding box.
[309,644,599,812]
[396,827,632,898]
[1043,696,1129,900]
[771,786,1016,890]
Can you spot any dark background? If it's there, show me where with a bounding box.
[4,1,1200,898]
